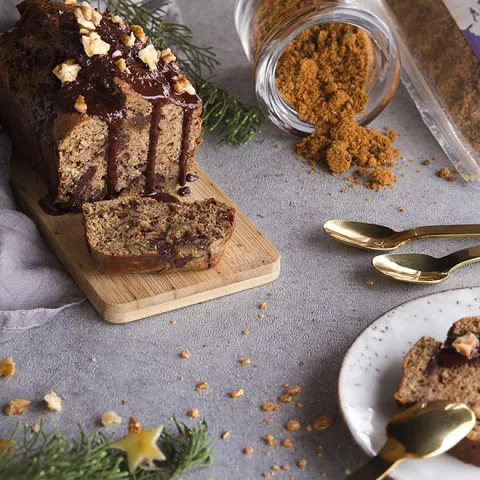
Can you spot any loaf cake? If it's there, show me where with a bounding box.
[0,0,202,213]
[394,317,480,466]
[82,196,235,274]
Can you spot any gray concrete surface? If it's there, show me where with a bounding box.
[1,1,479,479]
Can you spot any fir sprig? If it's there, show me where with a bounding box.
[106,0,264,145]
[0,419,214,480]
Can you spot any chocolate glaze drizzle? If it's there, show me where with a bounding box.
[18,1,201,212]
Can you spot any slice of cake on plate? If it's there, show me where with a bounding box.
[395,316,480,466]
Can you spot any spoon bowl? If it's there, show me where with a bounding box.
[349,401,475,480]
[324,220,480,251]
[373,247,480,284]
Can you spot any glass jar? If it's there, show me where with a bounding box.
[234,0,400,136]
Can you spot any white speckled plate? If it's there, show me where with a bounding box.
[339,287,480,480]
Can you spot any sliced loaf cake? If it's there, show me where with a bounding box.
[394,316,480,466]
[82,197,235,274]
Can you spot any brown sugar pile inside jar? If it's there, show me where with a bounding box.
[275,24,399,190]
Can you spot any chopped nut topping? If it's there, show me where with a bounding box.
[196,381,209,391]
[0,439,16,452]
[131,25,147,44]
[115,58,130,73]
[263,434,277,446]
[52,60,81,84]
[314,414,334,431]
[90,9,102,26]
[285,385,301,396]
[280,438,293,448]
[452,333,479,358]
[187,408,199,418]
[180,350,190,359]
[44,391,62,413]
[64,0,77,5]
[112,49,122,58]
[220,430,231,440]
[111,15,123,25]
[228,388,244,398]
[278,393,292,403]
[138,44,159,70]
[123,32,135,47]
[128,416,143,433]
[0,357,16,377]
[4,399,30,416]
[297,459,307,469]
[82,32,110,57]
[160,48,176,63]
[101,411,122,426]
[286,419,301,432]
[79,28,90,35]
[172,74,196,95]
[74,95,88,113]
[261,401,279,412]
[243,447,253,455]
[239,357,251,365]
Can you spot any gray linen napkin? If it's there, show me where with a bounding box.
[0,0,181,343]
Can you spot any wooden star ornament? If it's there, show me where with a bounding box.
[111,416,166,473]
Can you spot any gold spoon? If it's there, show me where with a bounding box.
[324,220,480,251]
[373,246,480,284]
[349,401,475,480]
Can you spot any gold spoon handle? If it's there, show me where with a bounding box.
[441,246,480,271]
[348,454,396,480]
[399,225,480,243]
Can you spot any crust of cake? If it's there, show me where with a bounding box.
[82,197,235,274]
[394,317,480,467]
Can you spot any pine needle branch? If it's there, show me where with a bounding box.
[106,0,263,145]
[0,419,214,480]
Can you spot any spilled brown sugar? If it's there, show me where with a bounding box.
[275,24,399,190]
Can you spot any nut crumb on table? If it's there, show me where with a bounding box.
[0,357,16,377]
[179,350,191,359]
[228,388,245,399]
[263,434,277,446]
[187,408,200,418]
[196,381,209,391]
[4,399,30,416]
[101,411,122,426]
[44,391,62,413]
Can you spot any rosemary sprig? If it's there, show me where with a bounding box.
[0,419,214,480]
[106,0,264,145]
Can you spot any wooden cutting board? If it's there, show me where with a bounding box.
[10,160,280,323]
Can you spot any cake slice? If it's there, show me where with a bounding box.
[394,317,480,466]
[82,197,235,274]
[0,0,202,212]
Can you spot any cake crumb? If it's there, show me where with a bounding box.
[264,434,277,446]
[187,408,200,418]
[0,357,16,377]
[101,411,122,426]
[297,459,307,470]
[314,414,334,431]
[281,438,293,448]
[261,401,279,412]
[4,399,30,416]
[228,388,245,399]
[286,420,301,432]
[196,381,209,391]
[437,167,450,179]
[278,393,292,403]
[44,391,62,413]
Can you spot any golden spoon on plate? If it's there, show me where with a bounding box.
[373,246,480,284]
[323,220,480,251]
[348,401,475,480]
